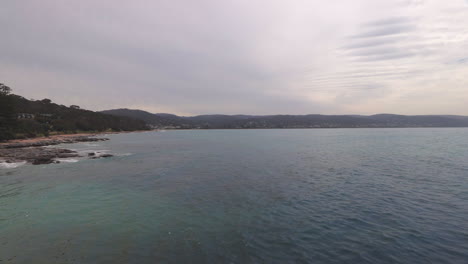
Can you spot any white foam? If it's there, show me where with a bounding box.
[0,161,27,169]
[76,149,110,156]
[55,158,79,163]
[92,150,110,153]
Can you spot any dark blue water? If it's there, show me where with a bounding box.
[1,129,468,263]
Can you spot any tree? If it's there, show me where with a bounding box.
[0,83,16,141]
[0,83,11,95]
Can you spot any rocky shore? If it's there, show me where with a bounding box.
[0,135,113,165]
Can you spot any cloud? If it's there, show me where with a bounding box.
[0,0,467,115]
[351,25,415,38]
[364,16,413,27]
[342,36,407,50]
[456,57,468,64]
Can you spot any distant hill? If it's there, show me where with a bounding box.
[101,109,167,125]
[101,109,191,128]
[0,85,149,140]
[101,109,468,129]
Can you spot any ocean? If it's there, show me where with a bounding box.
[1,129,467,263]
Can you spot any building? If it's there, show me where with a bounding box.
[16,113,35,119]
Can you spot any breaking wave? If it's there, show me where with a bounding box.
[0,161,27,169]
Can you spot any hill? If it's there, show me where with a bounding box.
[101,109,468,129]
[0,84,149,141]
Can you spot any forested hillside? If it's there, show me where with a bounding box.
[102,108,468,129]
[0,84,149,141]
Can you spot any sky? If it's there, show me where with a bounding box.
[1,0,468,115]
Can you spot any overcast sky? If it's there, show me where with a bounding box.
[1,0,468,115]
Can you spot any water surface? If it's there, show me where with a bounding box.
[1,129,468,263]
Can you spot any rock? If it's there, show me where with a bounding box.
[57,153,78,158]
[89,154,113,159]
[1,136,109,149]
[32,157,55,165]
[0,146,81,165]
[0,135,113,165]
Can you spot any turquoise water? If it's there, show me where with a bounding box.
[1,129,468,263]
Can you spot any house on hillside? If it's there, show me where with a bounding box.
[17,113,35,119]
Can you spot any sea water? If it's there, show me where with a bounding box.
[1,129,467,263]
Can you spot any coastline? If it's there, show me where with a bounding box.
[0,133,102,145]
[0,130,153,166]
[0,130,151,146]
[0,131,149,166]
[0,134,108,166]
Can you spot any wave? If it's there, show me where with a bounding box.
[55,158,80,163]
[0,161,27,169]
[76,149,110,155]
[90,150,110,153]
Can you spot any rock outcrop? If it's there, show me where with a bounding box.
[0,135,110,165]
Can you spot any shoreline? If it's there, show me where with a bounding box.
[0,130,151,146]
[0,130,152,166]
[0,134,109,166]
[0,133,102,145]
[0,132,132,166]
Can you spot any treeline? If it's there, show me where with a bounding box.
[0,83,149,141]
[102,109,468,129]
[0,84,16,140]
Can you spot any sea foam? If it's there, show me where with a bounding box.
[55,158,80,163]
[0,161,27,169]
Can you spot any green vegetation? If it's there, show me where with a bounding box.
[0,83,149,141]
[103,109,468,129]
[0,84,16,140]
